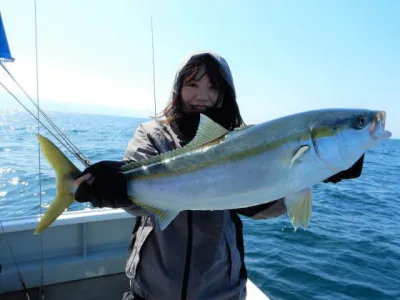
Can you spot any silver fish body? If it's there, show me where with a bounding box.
[34,108,391,233]
[122,108,391,229]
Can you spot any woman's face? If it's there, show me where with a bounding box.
[180,65,221,115]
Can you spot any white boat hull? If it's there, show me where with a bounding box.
[0,209,269,299]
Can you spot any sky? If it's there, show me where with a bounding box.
[0,0,399,137]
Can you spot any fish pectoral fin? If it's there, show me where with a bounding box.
[290,145,310,169]
[284,188,312,230]
[134,200,179,230]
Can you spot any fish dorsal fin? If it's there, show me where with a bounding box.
[186,114,229,148]
[121,114,229,172]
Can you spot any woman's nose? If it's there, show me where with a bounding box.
[195,88,211,101]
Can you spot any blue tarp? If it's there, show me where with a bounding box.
[0,12,14,62]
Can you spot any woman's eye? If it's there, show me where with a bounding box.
[185,82,197,88]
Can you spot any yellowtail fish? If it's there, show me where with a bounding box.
[33,108,391,234]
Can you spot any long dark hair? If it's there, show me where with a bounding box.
[160,54,244,142]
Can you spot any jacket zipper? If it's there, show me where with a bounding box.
[181,211,193,300]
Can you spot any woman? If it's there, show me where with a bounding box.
[74,50,362,299]
[75,51,286,299]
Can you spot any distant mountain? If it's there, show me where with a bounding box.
[0,94,153,119]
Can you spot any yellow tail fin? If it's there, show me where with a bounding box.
[34,134,81,234]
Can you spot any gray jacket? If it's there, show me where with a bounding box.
[122,120,280,300]
[121,51,283,300]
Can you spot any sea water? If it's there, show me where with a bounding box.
[1,111,399,299]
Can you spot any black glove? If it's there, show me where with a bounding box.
[75,160,132,208]
[323,154,365,183]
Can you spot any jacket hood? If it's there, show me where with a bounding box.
[171,50,236,99]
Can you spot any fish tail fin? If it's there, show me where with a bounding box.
[34,134,81,234]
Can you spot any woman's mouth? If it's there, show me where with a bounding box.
[191,105,208,112]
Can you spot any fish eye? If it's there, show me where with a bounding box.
[356,115,367,129]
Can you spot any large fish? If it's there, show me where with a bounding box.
[34,108,391,234]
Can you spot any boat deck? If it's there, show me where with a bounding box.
[1,273,128,300]
[0,209,269,299]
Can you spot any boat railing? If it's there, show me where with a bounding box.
[0,209,135,294]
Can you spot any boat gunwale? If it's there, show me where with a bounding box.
[0,208,132,233]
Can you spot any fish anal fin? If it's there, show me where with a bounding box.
[284,188,312,230]
[133,200,179,230]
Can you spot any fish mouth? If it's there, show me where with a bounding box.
[370,111,392,140]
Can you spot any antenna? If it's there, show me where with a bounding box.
[151,16,156,117]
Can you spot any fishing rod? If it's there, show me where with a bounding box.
[0,221,32,299]
[151,16,157,117]
[0,10,158,299]
[0,10,32,300]
[33,1,45,298]
[0,62,91,168]
[0,3,88,298]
